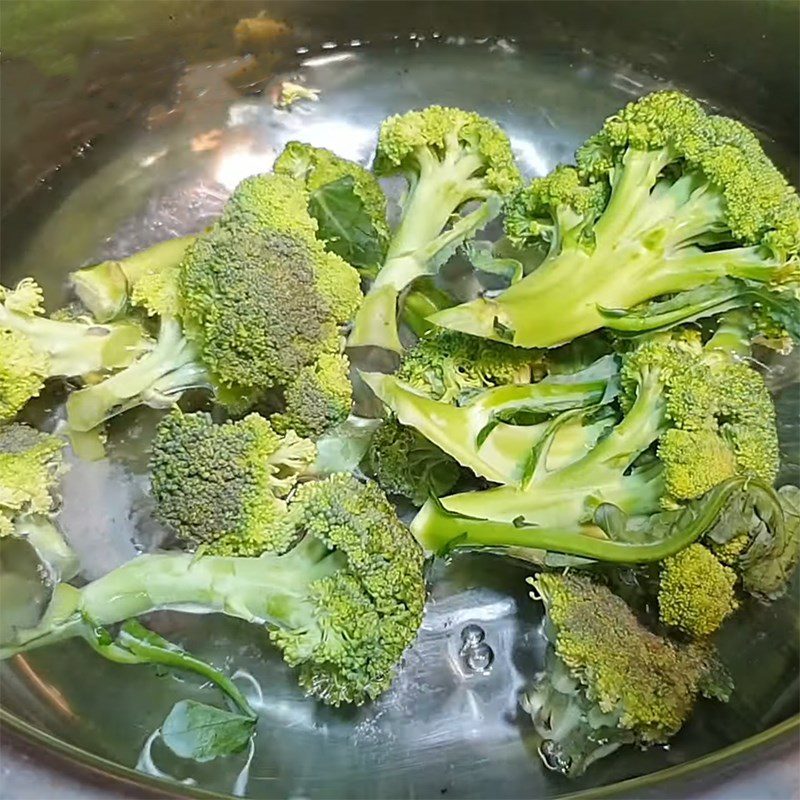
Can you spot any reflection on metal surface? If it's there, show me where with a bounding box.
[15,658,75,721]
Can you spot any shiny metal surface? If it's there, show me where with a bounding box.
[1,2,798,798]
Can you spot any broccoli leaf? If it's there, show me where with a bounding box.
[464,240,523,285]
[161,700,255,762]
[311,416,381,475]
[309,176,387,272]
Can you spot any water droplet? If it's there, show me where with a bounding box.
[460,623,485,646]
[463,642,494,673]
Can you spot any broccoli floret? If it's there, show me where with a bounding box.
[0,423,65,530]
[365,416,461,506]
[431,91,800,347]
[0,278,149,422]
[363,354,620,485]
[274,141,390,268]
[348,106,521,353]
[182,175,361,396]
[397,329,544,402]
[657,544,738,637]
[410,318,778,555]
[2,474,426,707]
[66,174,362,434]
[0,424,78,579]
[522,572,730,776]
[272,353,353,439]
[70,236,194,322]
[150,411,316,556]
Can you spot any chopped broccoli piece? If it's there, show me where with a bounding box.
[150,411,316,556]
[276,81,319,109]
[365,416,461,506]
[348,106,521,353]
[523,572,730,776]
[363,354,620,485]
[181,175,361,400]
[70,236,194,322]
[410,317,779,553]
[65,174,362,434]
[0,278,149,422]
[431,91,800,347]
[658,544,738,637]
[0,424,65,530]
[397,329,544,403]
[0,424,77,579]
[272,353,353,439]
[2,474,426,707]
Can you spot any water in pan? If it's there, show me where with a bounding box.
[1,37,798,799]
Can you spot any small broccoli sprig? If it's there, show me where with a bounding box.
[150,411,316,556]
[397,329,544,403]
[2,474,426,707]
[0,278,148,422]
[411,318,779,553]
[0,424,78,580]
[66,174,362,434]
[522,572,730,776]
[70,236,194,323]
[272,353,353,439]
[657,544,738,637]
[363,355,620,485]
[431,91,800,348]
[348,106,521,354]
[365,416,461,506]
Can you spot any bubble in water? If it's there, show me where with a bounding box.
[460,623,485,646]
[458,624,494,674]
[463,642,494,673]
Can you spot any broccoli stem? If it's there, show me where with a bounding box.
[349,150,495,353]
[2,540,344,659]
[71,236,195,322]
[66,320,209,432]
[412,374,666,545]
[0,305,147,376]
[412,475,753,561]
[362,360,616,484]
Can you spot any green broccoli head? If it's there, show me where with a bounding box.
[150,411,316,556]
[0,423,65,535]
[272,352,353,439]
[365,416,461,506]
[180,174,361,405]
[2,475,426,707]
[270,474,426,704]
[374,106,522,197]
[658,544,738,637]
[524,571,730,775]
[398,329,543,403]
[349,107,521,353]
[180,222,358,403]
[0,327,47,422]
[430,91,800,348]
[621,324,779,504]
[504,165,609,249]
